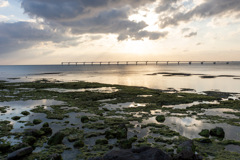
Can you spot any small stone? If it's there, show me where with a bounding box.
[81,116,89,123]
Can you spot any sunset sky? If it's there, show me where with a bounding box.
[0,0,240,65]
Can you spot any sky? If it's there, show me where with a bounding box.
[0,0,240,65]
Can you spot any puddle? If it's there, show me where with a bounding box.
[43,87,119,93]
[162,101,219,109]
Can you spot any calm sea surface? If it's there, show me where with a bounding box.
[1,63,240,92]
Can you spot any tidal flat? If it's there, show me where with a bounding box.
[0,79,240,160]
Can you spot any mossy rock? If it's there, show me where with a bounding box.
[119,136,137,149]
[156,115,165,122]
[210,127,225,138]
[40,127,52,136]
[81,116,89,123]
[21,111,30,116]
[24,129,44,138]
[11,116,21,121]
[194,138,212,143]
[23,136,37,146]
[95,139,108,145]
[33,119,42,125]
[48,132,65,145]
[73,140,84,148]
[42,122,49,128]
[199,129,210,137]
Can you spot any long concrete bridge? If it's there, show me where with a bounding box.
[61,61,237,66]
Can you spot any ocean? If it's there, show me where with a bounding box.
[1,63,240,93]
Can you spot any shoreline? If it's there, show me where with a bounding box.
[0,80,240,159]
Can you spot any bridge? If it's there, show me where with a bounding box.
[61,61,236,66]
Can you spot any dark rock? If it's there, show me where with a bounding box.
[7,146,33,160]
[40,127,52,135]
[48,132,65,145]
[90,147,171,160]
[47,153,62,160]
[176,140,195,160]
[0,143,11,153]
[210,127,225,138]
[42,122,49,128]
[21,111,30,116]
[73,140,84,148]
[24,129,44,137]
[33,119,42,125]
[156,115,165,122]
[119,136,138,149]
[23,136,37,146]
[95,139,108,145]
[199,129,209,137]
[81,116,89,123]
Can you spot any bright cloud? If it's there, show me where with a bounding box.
[0,0,9,7]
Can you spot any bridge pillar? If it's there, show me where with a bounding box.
[126,62,128,65]
[108,62,110,65]
[136,61,138,65]
[167,61,169,65]
[100,62,102,66]
[146,61,148,65]
[201,62,204,65]
[178,61,180,65]
[91,62,93,66]
[68,62,70,66]
[76,62,78,66]
[117,62,119,65]
[189,62,192,65]
[156,61,158,65]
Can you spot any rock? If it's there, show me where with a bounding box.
[119,136,138,149]
[156,115,165,122]
[81,116,89,123]
[105,124,128,139]
[40,127,52,135]
[68,134,79,142]
[73,140,84,148]
[21,111,30,116]
[24,129,44,137]
[0,143,11,153]
[33,119,42,125]
[210,127,225,138]
[42,122,49,127]
[95,147,171,160]
[95,139,108,145]
[48,132,65,145]
[23,136,37,146]
[47,153,62,160]
[176,140,195,160]
[199,129,210,137]
[7,146,33,160]
[194,138,212,143]
[11,116,21,121]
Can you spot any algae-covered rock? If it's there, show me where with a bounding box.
[199,129,210,137]
[23,136,37,146]
[81,116,89,123]
[42,122,49,128]
[24,129,44,137]
[210,127,225,138]
[119,136,138,149]
[33,119,42,125]
[176,140,196,160]
[73,140,84,148]
[194,138,212,143]
[7,146,33,160]
[48,132,65,145]
[21,111,30,116]
[156,115,165,122]
[11,116,21,121]
[40,127,52,136]
[95,139,108,145]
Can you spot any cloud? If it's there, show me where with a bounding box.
[0,21,77,54]
[184,31,197,38]
[21,0,166,41]
[159,0,240,28]
[0,0,9,7]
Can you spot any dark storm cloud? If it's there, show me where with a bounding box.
[0,22,76,54]
[159,0,240,28]
[20,0,166,41]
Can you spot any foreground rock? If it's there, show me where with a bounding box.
[7,146,33,160]
[210,127,225,138]
[90,147,171,160]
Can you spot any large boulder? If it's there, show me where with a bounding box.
[7,146,33,160]
[90,147,171,160]
[176,140,195,160]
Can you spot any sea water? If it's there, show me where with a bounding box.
[1,63,240,92]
